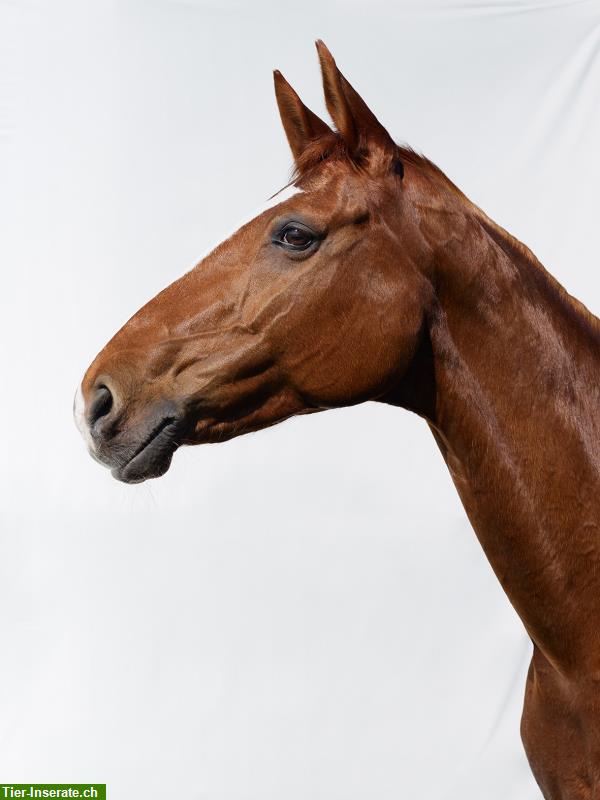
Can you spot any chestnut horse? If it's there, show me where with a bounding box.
[75,42,600,799]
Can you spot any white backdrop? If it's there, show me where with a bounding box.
[2,1,600,797]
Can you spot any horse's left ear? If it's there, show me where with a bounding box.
[316,40,395,157]
[274,69,334,162]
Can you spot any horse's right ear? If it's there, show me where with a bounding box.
[316,40,395,157]
[274,69,334,163]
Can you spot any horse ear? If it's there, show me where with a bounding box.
[273,69,334,162]
[315,40,394,155]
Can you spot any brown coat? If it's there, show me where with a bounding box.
[75,42,600,799]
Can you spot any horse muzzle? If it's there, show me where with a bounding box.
[73,381,185,483]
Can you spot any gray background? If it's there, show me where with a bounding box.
[2,1,599,797]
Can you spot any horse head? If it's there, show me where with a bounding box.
[75,42,441,483]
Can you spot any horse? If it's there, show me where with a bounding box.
[74,41,600,799]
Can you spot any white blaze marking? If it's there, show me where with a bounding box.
[73,383,96,453]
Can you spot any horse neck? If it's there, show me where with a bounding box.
[394,194,600,674]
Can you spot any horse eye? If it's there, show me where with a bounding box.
[278,225,314,250]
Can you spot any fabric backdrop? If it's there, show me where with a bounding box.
[2,1,599,797]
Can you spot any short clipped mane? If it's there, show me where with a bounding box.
[291,133,459,189]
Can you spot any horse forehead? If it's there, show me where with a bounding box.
[232,172,363,238]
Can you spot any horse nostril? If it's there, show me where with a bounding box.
[88,384,114,429]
